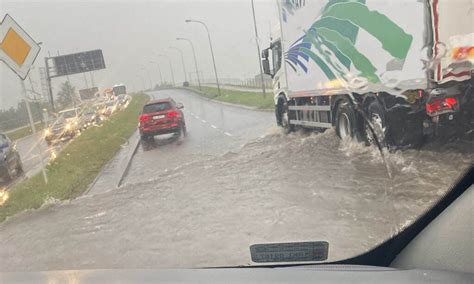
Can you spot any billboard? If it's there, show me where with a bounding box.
[49,49,105,78]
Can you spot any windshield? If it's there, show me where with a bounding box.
[271,40,282,74]
[0,0,472,273]
[143,102,172,113]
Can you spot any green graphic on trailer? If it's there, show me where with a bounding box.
[285,0,414,83]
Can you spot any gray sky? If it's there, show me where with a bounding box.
[0,0,277,109]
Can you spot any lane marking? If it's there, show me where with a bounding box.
[188,112,233,137]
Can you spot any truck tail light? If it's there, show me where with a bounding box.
[426,97,458,115]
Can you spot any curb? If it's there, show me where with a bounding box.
[201,84,262,93]
[84,151,115,195]
[174,87,274,113]
[117,131,141,187]
[84,130,141,195]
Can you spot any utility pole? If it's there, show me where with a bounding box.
[27,72,43,123]
[44,57,56,113]
[20,78,48,184]
[251,0,267,97]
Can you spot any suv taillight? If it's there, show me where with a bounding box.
[167,111,179,117]
[139,114,151,123]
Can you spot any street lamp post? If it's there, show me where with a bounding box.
[158,54,176,87]
[251,0,267,97]
[176,37,201,90]
[169,46,188,85]
[185,19,221,96]
[149,61,164,87]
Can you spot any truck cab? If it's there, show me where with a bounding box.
[262,35,294,129]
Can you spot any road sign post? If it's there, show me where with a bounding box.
[20,79,48,184]
[1,14,48,184]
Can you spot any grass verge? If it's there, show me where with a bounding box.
[189,86,274,110]
[6,122,45,141]
[0,93,149,223]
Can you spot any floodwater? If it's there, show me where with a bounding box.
[0,89,472,271]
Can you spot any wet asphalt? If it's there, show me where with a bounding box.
[0,88,472,271]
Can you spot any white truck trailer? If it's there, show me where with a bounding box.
[262,0,473,148]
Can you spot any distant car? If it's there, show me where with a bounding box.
[44,108,80,145]
[116,94,130,109]
[93,102,106,114]
[79,107,98,129]
[138,98,186,140]
[0,133,23,182]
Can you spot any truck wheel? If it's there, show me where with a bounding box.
[364,100,387,148]
[335,100,359,140]
[277,99,295,133]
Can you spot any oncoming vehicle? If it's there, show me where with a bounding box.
[79,107,98,129]
[45,108,80,145]
[138,98,186,140]
[117,94,130,109]
[0,133,23,182]
[103,100,119,117]
[261,0,473,148]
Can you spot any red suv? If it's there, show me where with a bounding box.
[138,98,186,140]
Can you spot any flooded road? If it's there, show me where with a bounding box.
[0,89,472,271]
